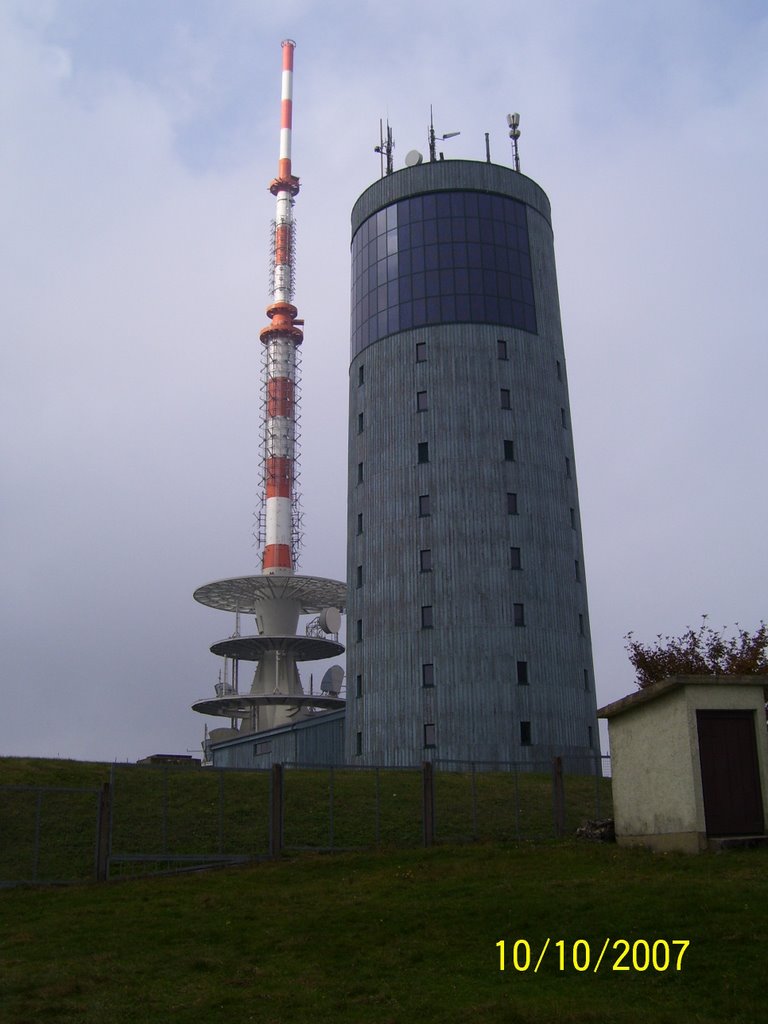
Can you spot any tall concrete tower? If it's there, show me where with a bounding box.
[345,154,598,766]
[192,41,346,759]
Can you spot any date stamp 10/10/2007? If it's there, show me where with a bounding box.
[496,938,690,974]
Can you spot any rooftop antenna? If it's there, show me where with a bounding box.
[507,112,521,172]
[428,105,460,162]
[374,119,395,176]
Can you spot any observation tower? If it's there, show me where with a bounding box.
[346,119,599,766]
[192,40,346,752]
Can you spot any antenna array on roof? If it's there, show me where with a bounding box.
[507,112,521,172]
[374,119,395,177]
[428,105,460,162]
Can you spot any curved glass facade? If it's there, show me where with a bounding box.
[351,190,536,356]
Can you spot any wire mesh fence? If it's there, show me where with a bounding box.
[0,785,103,886]
[281,764,424,852]
[0,756,612,885]
[107,763,272,878]
[432,756,612,844]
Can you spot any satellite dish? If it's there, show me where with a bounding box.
[318,607,342,634]
[405,149,423,167]
[320,665,344,695]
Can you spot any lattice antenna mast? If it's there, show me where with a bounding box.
[374,119,395,176]
[259,39,304,575]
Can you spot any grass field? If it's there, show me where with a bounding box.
[2,758,764,1023]
[1,841,766,1023]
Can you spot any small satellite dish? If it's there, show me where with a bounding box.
[320,665,344,695]
[318,607,342,634]
[405,149,423,167]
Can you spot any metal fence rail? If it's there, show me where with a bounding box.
[107,763,273,879]
[0,785,104,887]
[0,756,613,886]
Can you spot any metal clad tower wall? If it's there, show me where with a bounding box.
[345,160,599,766]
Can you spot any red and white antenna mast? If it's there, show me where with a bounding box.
[259,38,303,576]
[192,39,346,750]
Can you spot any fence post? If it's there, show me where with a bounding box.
[375,767,381,848]
[422,761,435,847]
[552,756,565,838]
[33,790,43,883]
[270,763,284,859]
[328,767,335,851]
[593,752,603,819]
[95,782,111,882]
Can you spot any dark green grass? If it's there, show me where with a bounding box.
[1,757,612,883]
[1,842,766,1023]
[0,761,108,884]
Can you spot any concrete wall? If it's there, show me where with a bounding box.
[608,687,703,852]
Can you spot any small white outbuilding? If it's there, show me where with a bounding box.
[598,675,768,853]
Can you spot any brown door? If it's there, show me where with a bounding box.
[697,710,765,836]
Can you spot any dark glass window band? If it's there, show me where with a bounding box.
[351,190,537,356]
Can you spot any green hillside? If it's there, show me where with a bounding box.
[1,758,764,1022]
[1,840,766,1023]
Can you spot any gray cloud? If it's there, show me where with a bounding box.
[1,0,766,760]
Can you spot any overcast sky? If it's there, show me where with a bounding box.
[1,0,766,762]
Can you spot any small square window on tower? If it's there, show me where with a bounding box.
[514,602,525,627]
[357,461,364,483]
[355,674,363,698]
[357,411,364,433]
[416,341,427,362]
[565,456,571,478]
[498,339,508,360]
[517,660,528,685]
[420,548,433,572]
[520,720,532,746]
[356,619,363,642]
[421,605,434,629]
[358,365,364,386]
[418,441,430,463]
[356,564,363,588]
[417,390,428,412]
[422,663,435,687]
[504,439,515,461]
[356,731,363,755]
[356,512,363,535]
[500,388,511,409]
[424,723,436,747]
[561,407,568,429]
[510,546,522,570]
[507,492,518,515]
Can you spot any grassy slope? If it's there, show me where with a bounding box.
[1,758,763,1023]
[1,842,766,1024]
